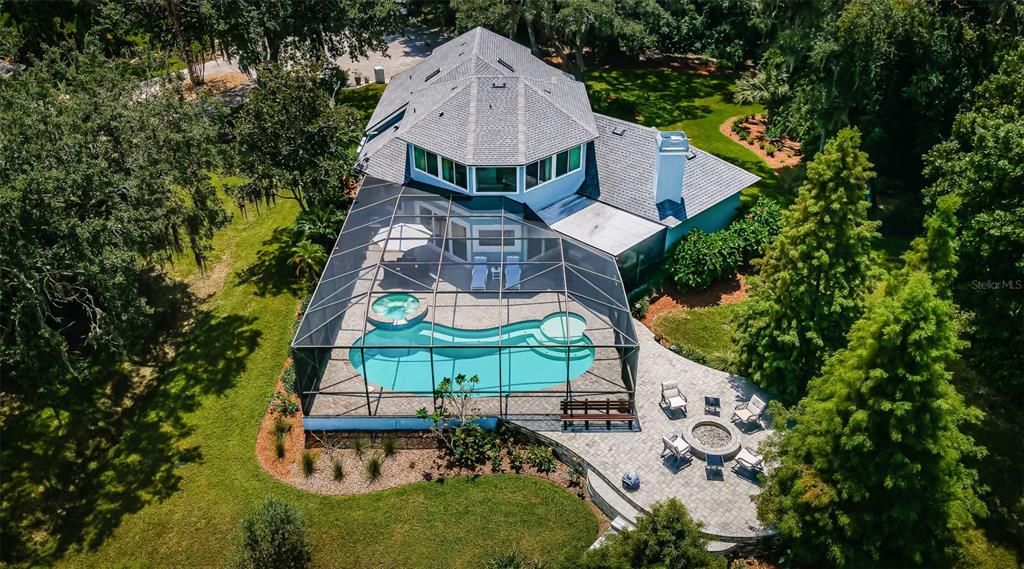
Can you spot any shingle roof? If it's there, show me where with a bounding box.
[581,114,760,227]
[361,27,596,167]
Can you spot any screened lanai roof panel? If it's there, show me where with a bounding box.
[291,176,637,350]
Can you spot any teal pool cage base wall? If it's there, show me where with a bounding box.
[291,176,639,420]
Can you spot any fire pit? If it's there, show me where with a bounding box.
[682,418,742,461]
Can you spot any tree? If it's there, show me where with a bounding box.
[757,270,985,567]
[232,56,364,212]
[921,44,1024,392]
[901,193,960,298]
[289,240,327,284]
[577,498,725,569]
[735,128,878,402]
[211,0,404,73]
[0,45,227,562]
[233,497,312,569]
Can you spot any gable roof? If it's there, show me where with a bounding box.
[361,27,597,166]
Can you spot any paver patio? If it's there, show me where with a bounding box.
[513,319,776,540]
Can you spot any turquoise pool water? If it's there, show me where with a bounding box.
[350,313,595,394]
[371,293,420,321]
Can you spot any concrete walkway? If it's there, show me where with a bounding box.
[513,319,775,540]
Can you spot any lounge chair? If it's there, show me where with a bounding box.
[731,394,767,428]
[660,435,692,467]
[732,447,764,474]
[471,256,488,290]
[660,381,687,417]
[504,255,521,289]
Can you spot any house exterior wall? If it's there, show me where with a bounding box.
[663,193,741,252]
[405,143,586,208]
[517,166,585,210]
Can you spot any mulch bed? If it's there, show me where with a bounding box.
[720,115,802,171]
[183,71,252,100]
[641,273,749,330]
[254,361,610,534]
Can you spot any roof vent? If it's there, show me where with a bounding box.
[611,126,627,136]
[438,111,444,117]
[423,69,440,81]
[687,149,697,160]
[492,82,507,89]
[497,58,515,72]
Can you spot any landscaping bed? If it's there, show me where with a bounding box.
[721,114,802,170]
[652,302,744,373]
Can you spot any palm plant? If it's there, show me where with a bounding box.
[290,240,326,284]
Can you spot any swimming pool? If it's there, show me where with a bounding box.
[350,313,595,394]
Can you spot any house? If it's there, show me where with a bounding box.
[355,26,759,290]
[290,27,757,427]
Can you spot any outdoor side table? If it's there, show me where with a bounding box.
[704,396,721,415]
[705,454,725,480]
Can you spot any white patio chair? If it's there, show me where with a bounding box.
[471,256,488,290]
[504,255,521,289]
[660,435,692,467]
[733,447,764,473]
[731,394,766,427]
[660,381,687,417]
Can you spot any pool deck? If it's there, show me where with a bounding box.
[511,319,776,541]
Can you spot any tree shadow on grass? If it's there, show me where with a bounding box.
[585,67,735,127]
[0,276,261,564]
[236,226,306,297]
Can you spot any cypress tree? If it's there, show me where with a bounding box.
[756,272,985,567]
[735,127,879,402]
[901,193,960,298]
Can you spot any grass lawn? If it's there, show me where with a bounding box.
[54,87,597,565]
[652,302,744,374]
[584,68,788,206]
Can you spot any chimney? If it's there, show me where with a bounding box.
[654,131,689,204]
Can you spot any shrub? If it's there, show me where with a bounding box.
[351,436,366,458]
[382,435,398,459]
[269,392,298,416]
[631,294,650,319]
[568,464,585,487]
[275,432,286,459]
[509,448,526,473]
[273,416,291,436]
[281,363,297,396]
[730,198,783,263]
[234,497,311,569]
[491,450,504,472]
[365,453,383,482]
[451,423,494,467]
[331,457,345,481]
[577,498,724,569]
[665,229,742,290]
[485,548,542,569]
[301,450,315,477]
[664,199,783,290]
[526,445,557,473]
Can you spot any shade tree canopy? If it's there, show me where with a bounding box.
[735,128,879,402]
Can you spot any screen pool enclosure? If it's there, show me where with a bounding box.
[291,176,639,419]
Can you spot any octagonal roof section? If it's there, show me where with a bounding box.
[363,27,598,167]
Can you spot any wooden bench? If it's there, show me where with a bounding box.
[560,399,637,430]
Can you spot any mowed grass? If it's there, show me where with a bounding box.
[56,190,597,567]
[584,67,788,206]
[652,302,744,374]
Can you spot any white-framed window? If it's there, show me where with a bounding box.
[412,145,468,189]
[525,145,583,191]
[473,225,520,252]
[474,166,518,193]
